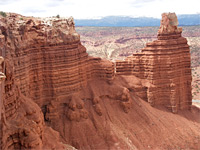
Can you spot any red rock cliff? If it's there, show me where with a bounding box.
[0,12,199,150]
[0,13,114,149]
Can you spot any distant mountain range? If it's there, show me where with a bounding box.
[75,14,200,27]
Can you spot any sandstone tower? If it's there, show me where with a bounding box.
[116,13,192,112]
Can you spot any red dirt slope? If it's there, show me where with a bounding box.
[46,75,200,150]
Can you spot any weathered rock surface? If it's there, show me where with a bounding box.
[116,12,192,113]
[0,12,115,150]
[0,58,72,149]
[0,13,77,150]
[0,12,199,150]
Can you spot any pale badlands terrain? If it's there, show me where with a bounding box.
[76,26,200,100]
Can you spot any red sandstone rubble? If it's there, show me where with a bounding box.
[0,12,199,150]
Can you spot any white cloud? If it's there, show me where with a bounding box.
[0,0,199,19]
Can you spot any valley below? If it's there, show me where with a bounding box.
[77,26,200,100]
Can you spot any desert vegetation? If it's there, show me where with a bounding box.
[0,11,7,17]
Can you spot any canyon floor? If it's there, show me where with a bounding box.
[76,26,200,100]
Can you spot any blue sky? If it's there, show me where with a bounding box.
[0,0,199,19]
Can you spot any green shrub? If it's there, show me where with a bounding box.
[56,14,60,18]
[0,11,7,17]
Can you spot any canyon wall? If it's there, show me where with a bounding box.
[11,16,114,108]
[0,13,115,149]
[116,13,192,112]
[0,13,79,150]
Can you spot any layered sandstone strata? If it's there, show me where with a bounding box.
[0,13,78,150]
[116,12,192,112]
[0,56,69,149]
[0,13,115,149]
[0,12,197,150]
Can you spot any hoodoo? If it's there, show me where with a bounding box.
[116,12,192,113]
[0,12,199,150]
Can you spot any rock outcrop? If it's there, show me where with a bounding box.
[116,12,192,113]
[0,56,69,149]
[0,13,80,150]
[0,12,115,149]
[0,12,199,150]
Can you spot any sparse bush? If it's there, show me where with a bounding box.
[56,14,60,18]
[0,11,6,17]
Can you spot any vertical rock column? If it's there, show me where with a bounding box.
[116,13,192,112]
[146,12,192,111]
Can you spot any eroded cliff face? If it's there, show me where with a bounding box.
[0,13,79,150]
[0,12,115,150]
[0,12,199,150]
